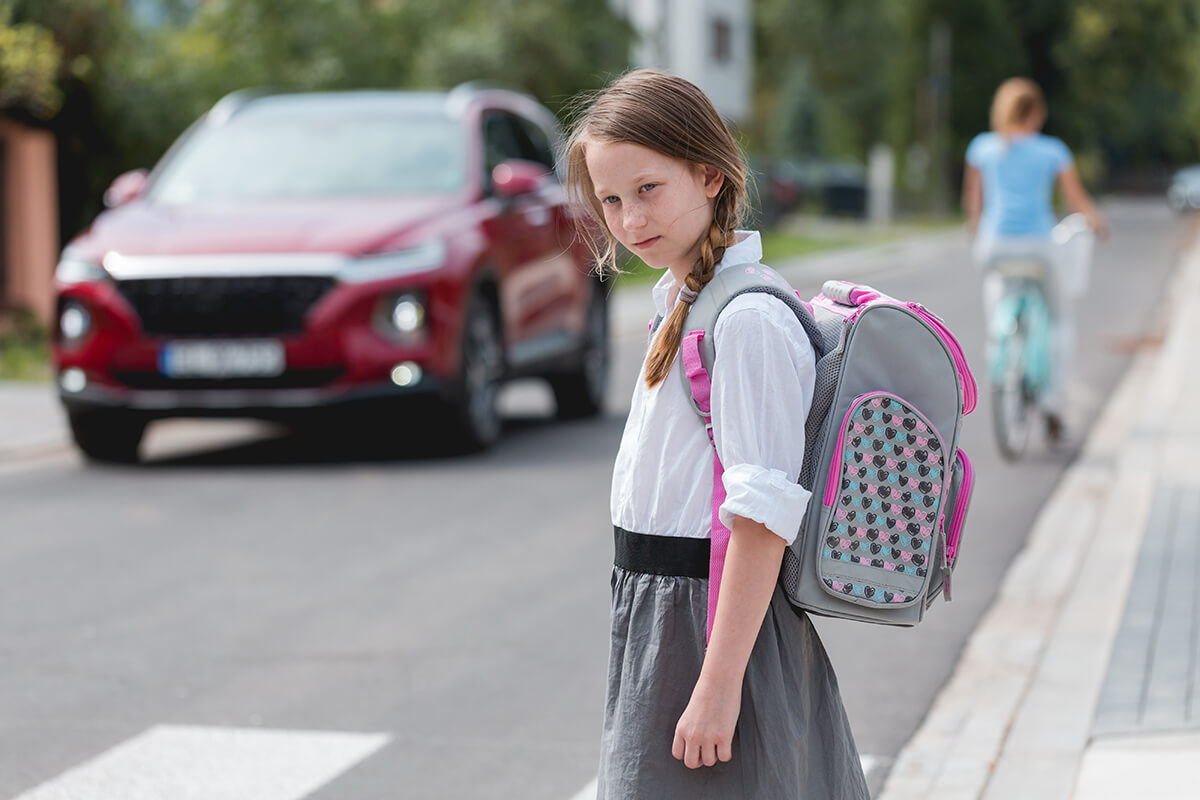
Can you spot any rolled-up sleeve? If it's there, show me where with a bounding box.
[710,297,817,544]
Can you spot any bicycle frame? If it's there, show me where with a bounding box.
[986,256,1053,459]
[988,276,1052,395]
[981,216,1092,459]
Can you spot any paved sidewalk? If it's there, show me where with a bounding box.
[879,243,1200,799]
[0,381,67,461]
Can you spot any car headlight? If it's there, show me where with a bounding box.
[341,240,447,284]
[59,302,92,343]
[55,255,110,284]
[374,291,428,342]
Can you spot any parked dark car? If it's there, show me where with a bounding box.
[53,86,608,461]
[1167,165,1200,212]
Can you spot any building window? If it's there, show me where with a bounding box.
[712,17,732,63]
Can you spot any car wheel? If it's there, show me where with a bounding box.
[550,284,609,420]
[68,410,147,464]
[450,293,504,451]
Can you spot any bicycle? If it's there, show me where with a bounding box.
[985,214,1094,460]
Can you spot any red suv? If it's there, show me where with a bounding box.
[53,86,608,461]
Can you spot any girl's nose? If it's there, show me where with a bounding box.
[623,205,647,232]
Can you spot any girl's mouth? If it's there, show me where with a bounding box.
[632,236,660,250]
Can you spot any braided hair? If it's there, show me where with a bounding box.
[563,69,748,387]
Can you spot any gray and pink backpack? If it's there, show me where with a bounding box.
[667,263,977,632]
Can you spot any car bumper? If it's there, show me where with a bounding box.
[58,374,446,417]
[54,270,464,418]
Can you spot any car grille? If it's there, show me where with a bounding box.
[110,368,344,391]
[116,276,336,336]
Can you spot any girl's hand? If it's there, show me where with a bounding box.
[672,675,741,768]
[671,514,785,769]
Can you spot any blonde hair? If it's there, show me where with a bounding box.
[563,69,747,388]
[990,77,1046,137]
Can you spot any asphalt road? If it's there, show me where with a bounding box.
[0,200,1189,800]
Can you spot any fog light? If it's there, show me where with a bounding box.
[60,368,87,393]
[60,303,91,342]
[390,362,422,387]
[391,295,425,333]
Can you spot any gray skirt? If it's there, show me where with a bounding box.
[598,529,869,800]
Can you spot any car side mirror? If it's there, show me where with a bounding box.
[103,169,149,208]
[492,159,549,198]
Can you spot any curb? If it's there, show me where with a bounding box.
[877,242,1197,799]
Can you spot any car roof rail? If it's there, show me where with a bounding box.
[450,80,509,96]
[449,80,542,104]
[208,87,282,125]
[447,81,550,120]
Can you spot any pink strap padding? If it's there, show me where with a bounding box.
[681,331,712,413]
[707,454,731,643]
[681,330,729,643]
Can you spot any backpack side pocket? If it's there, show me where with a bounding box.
[816,391,950,608]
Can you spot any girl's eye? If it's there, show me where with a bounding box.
[602,195,619,205]
[640,183,657,193]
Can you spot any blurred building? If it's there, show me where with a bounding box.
[610,0,752,122]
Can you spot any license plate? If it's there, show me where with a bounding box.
[159,340,285,379]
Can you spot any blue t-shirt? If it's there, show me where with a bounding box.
[966,132,1073,237]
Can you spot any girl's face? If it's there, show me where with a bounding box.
[584,140,724,283]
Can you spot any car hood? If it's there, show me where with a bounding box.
[68,196,464,260]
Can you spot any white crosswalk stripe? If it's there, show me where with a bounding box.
[12,725,390,800]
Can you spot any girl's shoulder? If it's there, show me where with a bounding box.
[966,131,1002,164]
[712,275,817,359]
[1034,133,1072,153]
[1031,134,1073,167]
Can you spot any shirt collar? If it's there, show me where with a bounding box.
[650,230,763,317]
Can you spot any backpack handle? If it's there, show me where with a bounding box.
[822,280,881,307]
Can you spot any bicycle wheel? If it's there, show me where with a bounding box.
[991,318,1035,460]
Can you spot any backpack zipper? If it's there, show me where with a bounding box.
[945,448,973,563]
[940,448,974,602]
[906,302,979,415]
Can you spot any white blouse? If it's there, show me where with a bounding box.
[610,231,817,544]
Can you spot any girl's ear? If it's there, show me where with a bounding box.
[698,164,725,199]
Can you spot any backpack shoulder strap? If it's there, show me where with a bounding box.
[677,262,824,420]
[669,262,822,644]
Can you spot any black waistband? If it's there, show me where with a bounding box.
[613,527,709,578]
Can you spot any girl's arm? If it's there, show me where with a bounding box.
[1058,165,1110,239]
[962,164,982,234]
[672,514,785,769]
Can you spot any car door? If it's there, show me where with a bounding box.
[480,111,577,369]
[509,113,590,357]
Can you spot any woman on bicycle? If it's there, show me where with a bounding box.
[962,77,1109,442]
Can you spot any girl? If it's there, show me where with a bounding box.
[962,77,1109,440]
[565,69,868,799]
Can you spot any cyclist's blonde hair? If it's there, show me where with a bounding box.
[990,78,1046,137]
[563,69,747,388]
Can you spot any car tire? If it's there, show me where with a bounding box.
[550,283,609,420]
[448,292,504,451]
[68,410,147,464]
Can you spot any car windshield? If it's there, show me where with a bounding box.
[148,111,467,204]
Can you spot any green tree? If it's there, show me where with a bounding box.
[408,0,632,115]
[752,0,899,160]
[1054,0,1200,167]
[0,7,63,119]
